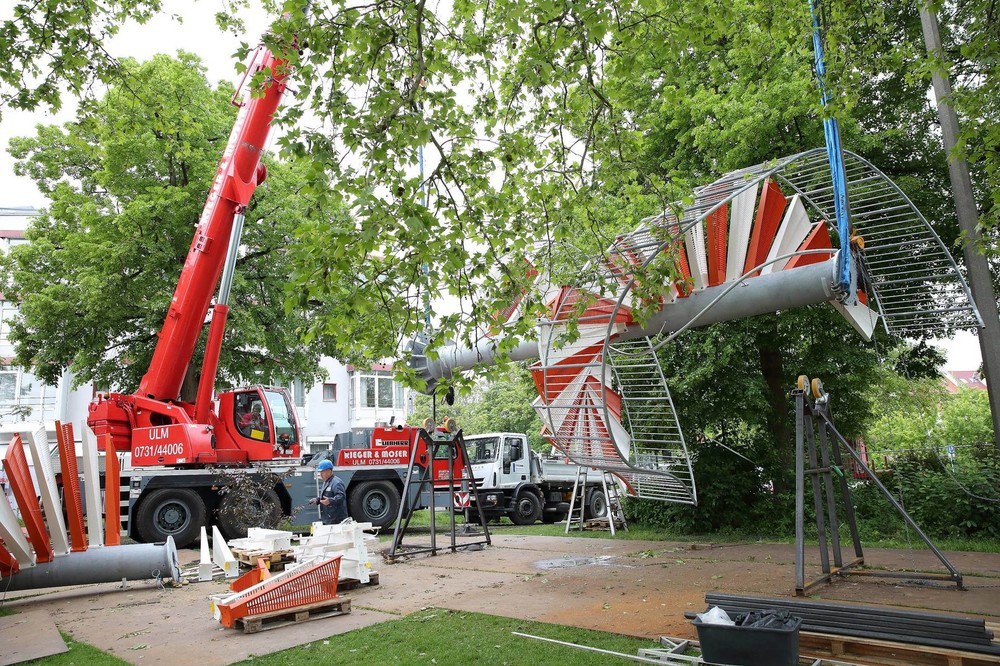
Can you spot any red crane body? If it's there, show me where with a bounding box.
[88,43,301,466]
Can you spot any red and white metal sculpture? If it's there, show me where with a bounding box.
[410,149,981,506]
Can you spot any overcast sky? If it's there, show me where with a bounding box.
[0,1,984,370]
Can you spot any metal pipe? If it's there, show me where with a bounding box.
[414,258,838,388]
[1,538,181,592]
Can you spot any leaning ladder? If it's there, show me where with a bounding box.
[565,466,627,535]
[604,472,627,534]
[565,466,589,534]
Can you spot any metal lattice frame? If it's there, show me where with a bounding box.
[531,149,978,506]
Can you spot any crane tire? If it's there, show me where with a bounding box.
[216,487,282,540]
[136,488,206,548]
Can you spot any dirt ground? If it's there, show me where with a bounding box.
[3,531,999,665]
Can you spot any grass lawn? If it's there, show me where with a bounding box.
[2,607,668,666]
[233,608,662,665]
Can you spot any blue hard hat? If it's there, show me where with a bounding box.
[317,460,334,471]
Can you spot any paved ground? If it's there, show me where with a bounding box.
[4,532,999,665]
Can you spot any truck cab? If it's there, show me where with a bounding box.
[463,432,610,526]
[466,433,538,489]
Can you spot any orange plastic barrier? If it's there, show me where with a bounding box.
[3,434,53,563]
[56,421,88,552]
[217,556,341,628]
[230,558,271,593]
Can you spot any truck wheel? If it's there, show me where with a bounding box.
[216,488,283,540]
[509,491,542,525]
[349,480,400,527]
[542,511,568,524]
[136,488,206,547]
[585,489,608,520]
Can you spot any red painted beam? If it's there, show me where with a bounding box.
[103,434,121,546]
[706,204,729,287]
[744,179,787,277]
[3,434,53,563]
[56,421,88,552]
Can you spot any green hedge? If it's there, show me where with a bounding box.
[623,446,1000,542]
[852,453,1000,541]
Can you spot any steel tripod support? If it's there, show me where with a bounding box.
[388,428,490,559]
[795,376,864,595]
[813,401,964,590]
[794,376,963,594]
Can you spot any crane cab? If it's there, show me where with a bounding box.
[215,386,302,463]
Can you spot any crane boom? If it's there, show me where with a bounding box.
[88,33,303,473]
[137,46,291,401]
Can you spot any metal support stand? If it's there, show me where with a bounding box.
[794,376,963,595]
[388,428,490,559]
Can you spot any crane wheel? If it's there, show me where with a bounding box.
[136,488,206,548]
[811,377,825,400]
[348,480,401,527]
[796,375,809,392]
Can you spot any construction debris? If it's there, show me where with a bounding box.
[295,521,377,584]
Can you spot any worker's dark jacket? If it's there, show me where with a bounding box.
[316,474,348,524]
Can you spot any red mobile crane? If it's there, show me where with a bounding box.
[82,29,468,548]
[85,35,303,545]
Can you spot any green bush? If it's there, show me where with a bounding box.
[623,440,791,535]
[851,452,1000,540]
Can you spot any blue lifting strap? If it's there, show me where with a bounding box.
[809,0,853,298]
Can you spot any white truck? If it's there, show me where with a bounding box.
[462,432,610,525]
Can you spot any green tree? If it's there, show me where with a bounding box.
[0,53,323,394]
[4,0,994,373]
[940,389,995,454]
[865,372,947,460]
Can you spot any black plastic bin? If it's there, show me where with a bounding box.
[693,616,802,666]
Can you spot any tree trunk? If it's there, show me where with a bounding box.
[758,329,793,493]
[180,361,200,403]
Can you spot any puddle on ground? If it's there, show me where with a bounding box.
[534,555,620,570]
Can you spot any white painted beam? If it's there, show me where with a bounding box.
[20,425,70,556]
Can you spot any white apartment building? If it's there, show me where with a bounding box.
[0,213,411,454]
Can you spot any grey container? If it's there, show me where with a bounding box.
[693,616,802,666]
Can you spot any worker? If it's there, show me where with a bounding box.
[309,460,347,524]
[274,432,293,454]
[239,403,265,432]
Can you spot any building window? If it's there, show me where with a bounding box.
[358,371,402,410]
[0,300,16,345]
[323,383,337,401]
[0,366,57,421]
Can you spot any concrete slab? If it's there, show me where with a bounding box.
[0,609,68,665]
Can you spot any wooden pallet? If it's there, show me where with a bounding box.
[231,548,295,570]
[800,631,1000,666]
[233,597,352,634]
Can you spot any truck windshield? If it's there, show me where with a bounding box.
[467,436,500,464]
